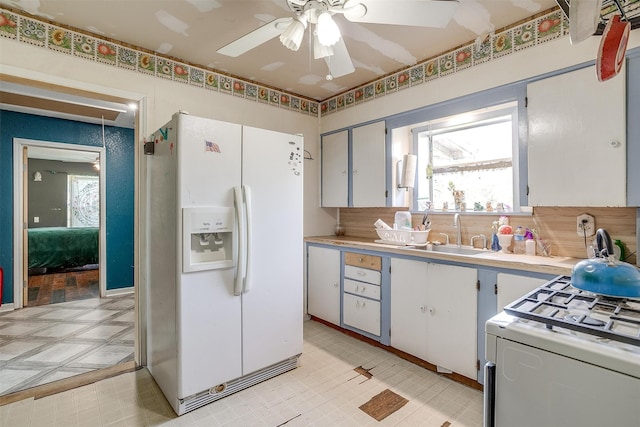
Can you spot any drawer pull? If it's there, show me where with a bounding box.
[358,257,363,262]
[357,271,366,276]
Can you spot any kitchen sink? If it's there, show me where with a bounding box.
[403,245,486,256]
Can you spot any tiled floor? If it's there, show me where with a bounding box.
[27,269,100,306]
[0,320,483,426]
[0,294,134,396]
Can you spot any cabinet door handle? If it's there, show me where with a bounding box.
[353,169,358,174]
[420,305,426,313]
[429,307,434,314]
[355,285,360,292]
[333,282,338,288]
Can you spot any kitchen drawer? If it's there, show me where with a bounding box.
[344,278,381,300]
[344,265,381,286]
[344,252,382,271]
[343,293,380,336]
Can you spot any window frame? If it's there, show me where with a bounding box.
[385,82,528,213]
[411,103,519,212]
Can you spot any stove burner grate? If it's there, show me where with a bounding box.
[504,276,640,347]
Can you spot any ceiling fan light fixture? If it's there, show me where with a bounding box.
[340,1,367,21]
[316,12,340,47]
[279,16,307,51]
[313,34,334,59]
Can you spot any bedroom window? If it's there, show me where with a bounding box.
[68,175,99,227]
[413,102,517,212]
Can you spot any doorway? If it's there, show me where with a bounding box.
[25,145,104,307]
[0,76,143,400]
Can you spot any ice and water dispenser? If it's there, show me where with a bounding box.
[183,207,234,272]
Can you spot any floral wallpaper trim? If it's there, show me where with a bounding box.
[0,5,630,118]
[320,8,568,116]
[0,7,320,117]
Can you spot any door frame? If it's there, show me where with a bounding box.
[13,138,106,308]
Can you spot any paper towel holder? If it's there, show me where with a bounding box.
[397,154,417,189]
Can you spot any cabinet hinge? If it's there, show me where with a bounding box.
[525,96,528,108]
[389,328,391,337]
[476,279,480,291]
[23,280,27,289]
[385,127,388,135]
[477,359,481,371]
[385,190,388,198]
[494,283,498,295]
[526,185,530,196]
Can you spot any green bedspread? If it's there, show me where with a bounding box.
[28,227,99,269]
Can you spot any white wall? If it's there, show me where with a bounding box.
[320,32,640,133]
[0,39,337,238]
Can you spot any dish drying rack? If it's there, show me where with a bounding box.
[375,228,430,246]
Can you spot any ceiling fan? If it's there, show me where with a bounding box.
[216,0,460,79]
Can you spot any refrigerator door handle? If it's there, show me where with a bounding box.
[233,186,245,296]
[242,185,252,293]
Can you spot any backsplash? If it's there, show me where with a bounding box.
[338,207,637,264]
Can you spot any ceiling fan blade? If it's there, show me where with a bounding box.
[324,38,355,78]
[344,0,459,28]
[217,17,293,57]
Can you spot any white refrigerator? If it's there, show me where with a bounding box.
[145,112,304,415]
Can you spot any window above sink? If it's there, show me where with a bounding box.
[412,102,518,213]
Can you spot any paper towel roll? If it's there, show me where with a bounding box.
[397,154,417,188]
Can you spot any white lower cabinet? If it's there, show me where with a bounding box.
[307,246,341,326]
[342,253,382,337]
[343,293,381,336]
[391,258,478,380]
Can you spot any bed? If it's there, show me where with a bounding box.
[28,227,99,270]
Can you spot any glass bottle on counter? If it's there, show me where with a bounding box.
[513,226,525,254]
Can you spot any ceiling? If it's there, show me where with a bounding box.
[0,80,137,128]
[0,0,561,101]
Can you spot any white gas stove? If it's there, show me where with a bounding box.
[484,275,640,427]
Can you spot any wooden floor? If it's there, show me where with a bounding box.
[27,269,99,306]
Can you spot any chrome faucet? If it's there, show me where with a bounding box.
[453,213,461,247]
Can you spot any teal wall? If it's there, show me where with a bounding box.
[0,110,135,304]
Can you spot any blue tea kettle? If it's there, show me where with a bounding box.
[571,228,640,298]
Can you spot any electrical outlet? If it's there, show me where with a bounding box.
[577,213,595,237]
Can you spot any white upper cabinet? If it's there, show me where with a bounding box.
[321,121,386,207]
[352,121,387,207]
[527,65,626,206]
[321,130,349,207]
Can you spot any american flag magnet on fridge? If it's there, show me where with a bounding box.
[205,140,221,153]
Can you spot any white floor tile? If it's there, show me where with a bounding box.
[2,320,484,427]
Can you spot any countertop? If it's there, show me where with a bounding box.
[305,235,578,276]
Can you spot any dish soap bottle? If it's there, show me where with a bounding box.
[525,229,536,256]
[491,221,500,251]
